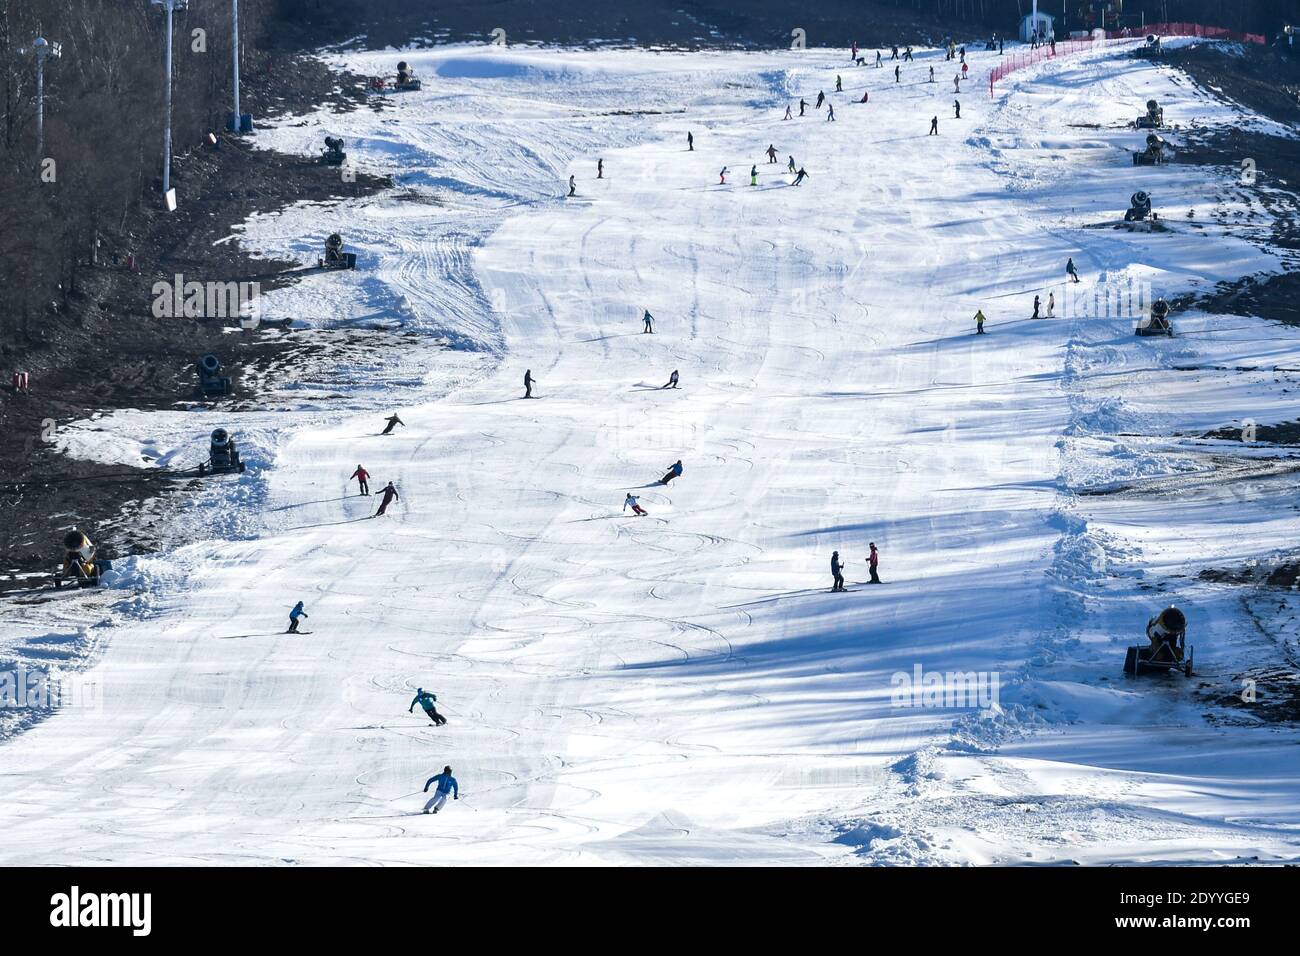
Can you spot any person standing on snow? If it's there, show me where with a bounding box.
[954,100,961,119]
[866,543,882,584]
[1032,294,1041,319]
[662,369,680,389]
[766,144,778,163]
[787,155,797,173]
[1066,257,1080,282]
[835,74,843,92]
[422,766,459,814]
[929,116,939,135]
[799,98,808,116]
[750,164,759,185]
[929,65,935,83]
[568,175,576,197]
[374,480,400,517]
[826,102,835,122]
[954,74,961,92]
[409,688,447,726]
[831,551,846,592]
[597,158,604,179]
[687,130,694,151]
[659,459,684,485]
[624,493,648,516]
[894,64,901,83]
[792,167,810,186]
[875,50,882,68]
[719,166,729,185]
[1047,291,1055,317]
[350,464,371,495]
[381,413,405,435]
[524,369,536,398]
[974,309,987,334]
[961,61,969,80]
[815,90,825,109]
[890,45,899,60]
[288,600,308,634]
[904,45,914,61]
[783,104,793,120]
[643,310,655,334]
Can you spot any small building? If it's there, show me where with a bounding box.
[1020,11,1055,43]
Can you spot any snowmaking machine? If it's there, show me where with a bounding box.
[1132,133,1168,166]
[320,135,347,167]
[198,427,246,476]
[196,354,233,398]
[1135,297,1174,336]
[1124,190,1154,222]
[318,233,357,271]
[1135,99,1165,129]
[393,61,422,92]
[56,530,112,588]
[1124,606,1193,676]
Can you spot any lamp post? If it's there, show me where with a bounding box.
[151,0,188,204]
[20,36,61,163]
[231,0,242,132]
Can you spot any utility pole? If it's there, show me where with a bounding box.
[231,0,242,132]
[20,37,61,164]
[152,0,188,205]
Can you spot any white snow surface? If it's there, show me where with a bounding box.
[4,40,1300,865]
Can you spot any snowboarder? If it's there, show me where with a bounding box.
[659,459,683,485]
[422,766,458,814]
[954,100,961,119]
[524,369,535,398]
[568,175,576,197]
[766,144,778,163]
[375,480,399,516]
[826,103,835,122]
[750,164,758,185]
[974,309,986,334]
[799,98,808,116]
[350,464,371,495]
[381,413,405,435]
[1066,257,1080,282]
[597,158,604,179]
[866,543,882,583]
[831,551,846,592]
[662,369,679,389]
[624,493,647,516]
[835,74,843,92]
[815,91,825,109]
[792,167,810,186]
[687,131,694,151]
[894,64,901,83]
[288,601,308,634]
[1032,294,1041,319]
[1047,291,1055,318]
[409,688,446,726]
[643,310,654,333]
[929,116,939,135]
[719,166,729,184]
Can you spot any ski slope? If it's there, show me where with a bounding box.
[4,39,1300,865]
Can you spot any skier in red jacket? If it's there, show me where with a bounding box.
[350,465,370,495]
[866,542,882,584]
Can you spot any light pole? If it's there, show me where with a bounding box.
[230,0,242,132]
[20,36,61,163]
[151,0,188,204]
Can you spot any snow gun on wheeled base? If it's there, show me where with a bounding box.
[1124,606,1193,677]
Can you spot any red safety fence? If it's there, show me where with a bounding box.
[989,23,1267,97]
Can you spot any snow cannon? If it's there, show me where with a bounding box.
[1132,133,1167,166]
[321,136,346,167]
[318,233,357,271]
[394,61,422,92]
[1124,190,1153,222]
[199,427,246,476]
[196,354,233,398]
[1124,605,1193,676]
[1144,34,1162,53]
[57,530,111,588]
[1136,99,1164,128]
[1135,297,1173,336]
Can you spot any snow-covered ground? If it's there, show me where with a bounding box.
[4,39,1300,865]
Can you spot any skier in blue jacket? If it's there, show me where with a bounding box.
[409,688,446,726]
[423,766,459,814]
[659,459,683,485]
[288,601,307,633]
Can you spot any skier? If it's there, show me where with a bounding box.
[624,493,648,516]
[719,166,729,185]
[826,102,835,122]
[750,164,759,185]
[1032,294,1041,319]
[929,116,939,135]
[568,175,576,197]
[815,91,825,109]
[409,688,446,726]
[954,100,961,119]
[866,543,882,584]
[974,309,986,334]
[662,369,680,389]
[929,65,935,82]
[890,45,899,60]
[875,50,882,68]
[350,464,370,495]
[1066,257,1080,282]
[524,369,535,398]
[831,551,846,592]
[894,64,901,83]
[765,145,778,164]
[954,74,961,92]
[422,765,459,814]
[374,480,400,517]
[381,413,405,435]
[288,600,308,634]
[792,167,810,186]
[659,459,684,485]
[835,74,843,92]
[904,45,913,61]
[859,90,869,103]
[597,158,604,179]
[643,310,654,333]
[783,105,793,120]
[799,98,808,116]
[961,61,969,80]
[1047,291,1055,318]
[851,41,858,61]
[787,155,797,174]
[687,130,694,151]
